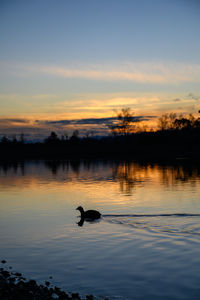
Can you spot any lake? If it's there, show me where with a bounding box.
[0,160,200,300]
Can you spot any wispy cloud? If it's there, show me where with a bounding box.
[2,61,200,84]
[1,91,199,121]
[0,118,30,125]
[187,92,200,101]
[38,65,166,83]
[35,116,151,127]
[30,62,200,84]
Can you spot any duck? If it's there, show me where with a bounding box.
[76,206,101,220]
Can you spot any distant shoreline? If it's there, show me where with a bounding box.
[0,144,199,162]
[1,129,200,162]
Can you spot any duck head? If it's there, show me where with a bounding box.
[76,206,84,213]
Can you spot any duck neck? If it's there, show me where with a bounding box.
[79,207,84,217]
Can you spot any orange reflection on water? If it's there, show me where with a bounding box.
[0,160,200,215]
[0,161,200,193]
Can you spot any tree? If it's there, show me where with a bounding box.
[70,130,80,143]
[20,133,25,144]
[12,135,17,144]
[173,118,191,130]
[109,108,134,136]
[158,113,177,131]
[1,135,9,144]
[71,130,79,138]
[45,131,59,144]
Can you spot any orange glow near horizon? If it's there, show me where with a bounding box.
[0,110,199,138]
[0,90,200,138]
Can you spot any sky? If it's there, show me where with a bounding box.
[0,0,200,139]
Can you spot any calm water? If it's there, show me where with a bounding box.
[1,160,200,300]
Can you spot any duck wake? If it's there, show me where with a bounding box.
[103,213,200,217]
[102,213,200,237]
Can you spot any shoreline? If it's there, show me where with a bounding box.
[0,261,108,300]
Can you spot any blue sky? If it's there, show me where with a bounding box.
[0,0,200,138]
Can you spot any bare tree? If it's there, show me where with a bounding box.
[109,108,134,136]
[158,113,177,130]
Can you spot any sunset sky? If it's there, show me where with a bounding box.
[1,0,200,139]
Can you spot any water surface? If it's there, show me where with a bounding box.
[0,160,200,299]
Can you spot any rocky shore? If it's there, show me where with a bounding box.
[0,260,108,300]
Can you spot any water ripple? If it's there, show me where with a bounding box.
[103,214,200,237]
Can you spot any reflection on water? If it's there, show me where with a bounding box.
[1,160,200,300]
[1,160,200,194]
[113,162,200,194]
[77,217,102,227]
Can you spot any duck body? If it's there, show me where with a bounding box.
[76,206,101,220]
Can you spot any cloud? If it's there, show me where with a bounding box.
[35,116,153,127]
[187,93,200,101]
[39,65,166,83]
[31,94,57,100]
[35,62,200,84]
[0,118,30,125]
[3,61,200,84]
[0,115,156,141]
[35,119,71,125]
[75,117,117,125]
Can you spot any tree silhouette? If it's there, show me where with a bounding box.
[158,113,177,130]
[70,130,80,144]
[45,131,59,144]
[158,113,200,131]
[1,135,9,144]
[109,108,134,136]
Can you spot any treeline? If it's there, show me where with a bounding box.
[158,113,200,131]
[1,113,200,161]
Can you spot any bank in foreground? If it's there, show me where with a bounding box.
[0,264,108,300]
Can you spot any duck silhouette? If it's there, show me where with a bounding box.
[76,206,101,220]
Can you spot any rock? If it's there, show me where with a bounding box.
[1,260,7,264]
[0,266,109,300]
